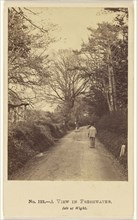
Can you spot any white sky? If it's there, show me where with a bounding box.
[26,7,116,51]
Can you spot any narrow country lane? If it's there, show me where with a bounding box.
[10,126,127,181]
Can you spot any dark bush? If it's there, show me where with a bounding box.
[96,110,128,169]
[31,123,54,151]
[8,134,35,175]
[32,119,67,139]
[8,118,67,176]
[11,121,54,151]
[96,110,127,135]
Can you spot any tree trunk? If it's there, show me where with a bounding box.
[108,46,117,111]
[107,46,117,112]
[106,91,113,112]
[108,63,114,111]
[111,68,117,111]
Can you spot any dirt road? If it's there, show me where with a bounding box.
[10,126,127,181]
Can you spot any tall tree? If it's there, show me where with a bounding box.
[44,50,89,126]
[104,8,128,108]
[81,19,128,112]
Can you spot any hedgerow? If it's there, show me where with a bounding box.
[8,118,67,176]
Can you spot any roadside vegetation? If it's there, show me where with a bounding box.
[96,111,127,170]
[8,110,67,175]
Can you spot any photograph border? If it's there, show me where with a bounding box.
[2,0,136,219]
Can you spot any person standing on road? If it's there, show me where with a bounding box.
[88,123,97,148]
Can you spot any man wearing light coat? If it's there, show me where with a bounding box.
[88,123,97,148]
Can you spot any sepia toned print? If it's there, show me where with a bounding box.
[8,6,129,181]
[3,1,134,218]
